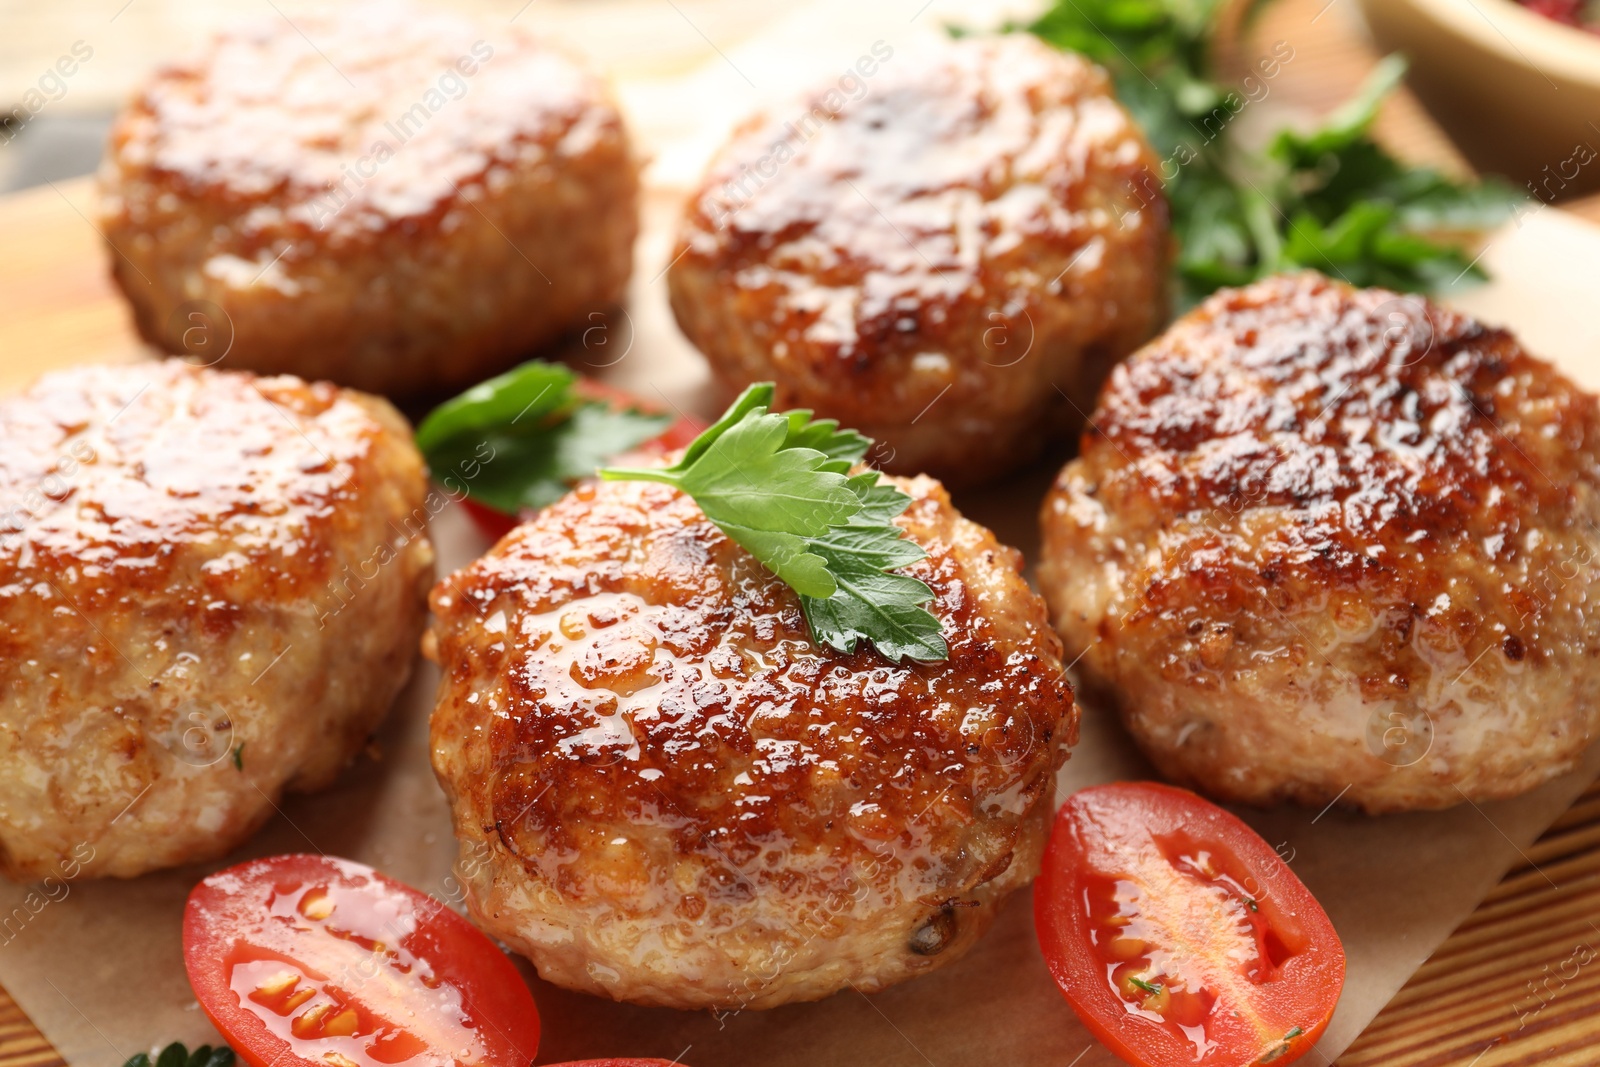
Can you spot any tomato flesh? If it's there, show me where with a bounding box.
[184,854,540,1067]
[1035,783,1344,1067]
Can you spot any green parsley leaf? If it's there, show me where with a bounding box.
[1015,1,1518,310]
[1128,975,1164,994]
[662,408,861,598]
[414,360,575,455]
[603,397,863,600]
[800,475,946,662]
[415,360,671,517]
[124,1044,235,1067]
[1272,52,1406,161]
[657,384,872,475]
[780,409,873,472]
[671,382,775,469]
[601,385,948,663]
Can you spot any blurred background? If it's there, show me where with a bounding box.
[1,0,1049,194]
[4,0,1599,199]
[0,0,779,193]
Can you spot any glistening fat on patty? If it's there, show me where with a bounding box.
[1039,272,1600,813]
[0,362,434,879]
[96,1,638,397]
[426,469,1076,1009]
[668,33,1170,487]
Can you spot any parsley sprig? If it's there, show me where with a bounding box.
[122,1043,234,1067]
[1018,0,1518,309]
[601,384,949,664]
[415,360,671,516]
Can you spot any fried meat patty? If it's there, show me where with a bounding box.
[0,362,433,878]
[1039,273,1600,813]
[97,3,637,396]
[426,472,1075,1008]
[668,34,1169,486]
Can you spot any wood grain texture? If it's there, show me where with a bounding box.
[1341,781,1600,1066]
[2,1,1600,1065]
[0,994,60,1067]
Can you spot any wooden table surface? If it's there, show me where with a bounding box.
[4,0,1600,1064]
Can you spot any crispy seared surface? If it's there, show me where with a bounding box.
[0,362,433,878]
[97,2,637,396]
[427,473,1075,1008]
[669,34,1169,485]
[1039,273,1600,812]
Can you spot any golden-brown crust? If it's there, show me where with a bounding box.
[97,3,637,396]
[4,365,386,602]
[427,472,1075,1007]
[0,362,434,877]
[1039,273,1600,812]
[668,34,1169,485]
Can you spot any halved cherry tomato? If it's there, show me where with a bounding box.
[463,378,703,542]
[184,854,540,1067]
[1035,783,1344,1067]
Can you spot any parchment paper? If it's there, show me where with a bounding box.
[4,2,1600,1064]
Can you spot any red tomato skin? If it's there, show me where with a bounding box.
[463,497,519,542]
[1034,782,1345,1067]
[184,853,541,1067]
[649,416,705,453]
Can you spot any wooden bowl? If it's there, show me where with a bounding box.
[1355,0,1600,200]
